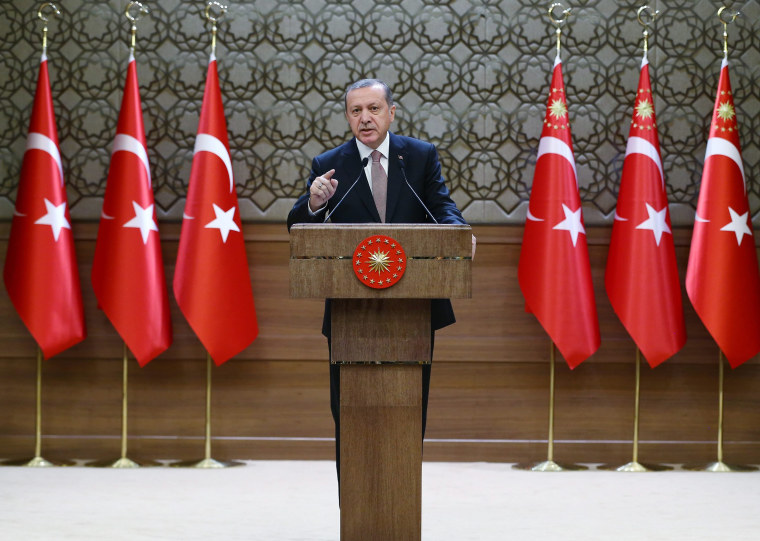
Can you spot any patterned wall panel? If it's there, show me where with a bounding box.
[0,0,758,225]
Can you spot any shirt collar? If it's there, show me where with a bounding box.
[355,133,390,162]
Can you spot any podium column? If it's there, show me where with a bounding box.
[333,298,430,541]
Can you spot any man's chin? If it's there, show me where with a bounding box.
[357,134,378,147]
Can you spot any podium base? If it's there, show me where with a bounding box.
[513,460,588,472]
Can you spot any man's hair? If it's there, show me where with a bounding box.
[343,79,394,111]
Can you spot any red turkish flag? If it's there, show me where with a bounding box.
[4,54,86,358]
[518,55,600,368]
[173,56,258,365]
[605,57,686,367]
[91,54,172,366]
[686,58,760,368]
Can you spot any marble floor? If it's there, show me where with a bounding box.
[1,460,758,540]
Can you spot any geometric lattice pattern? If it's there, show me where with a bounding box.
[1,0,759,225]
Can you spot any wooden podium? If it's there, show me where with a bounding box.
[290,224,472,541]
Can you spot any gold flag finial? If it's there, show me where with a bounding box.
[205,2,228,58]
[37,3,61,57]
[636,5,659,57]
[548,3,571,58]
[125,1,150,55]
[717,6,740,59]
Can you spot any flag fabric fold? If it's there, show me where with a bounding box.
[686,58,760,368]
[173,54,258,365]
[91,53,172,366]
[4,53,86,358]
[518,54,600,368]
[605,55,686,367]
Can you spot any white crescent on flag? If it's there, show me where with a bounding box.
[526,208,544,222]
[527,136,578,222]
[705,137,745,192]
[26,132,63,187]
[194,133,234,193]
[112,133,152,190]
[625,136,664,190]
[536,136,578,185]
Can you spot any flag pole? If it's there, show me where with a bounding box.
[4,348,57,467]
[172,352,242,468]
[601,348,670,472]
[514,341,586,471]
[27,347,54,466]
[111,342,140,468]
[686,351,756,472]
[88,343,141,468]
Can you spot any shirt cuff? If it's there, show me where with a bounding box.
[308,200,327,215]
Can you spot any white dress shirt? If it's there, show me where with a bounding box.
[308,134,391,215]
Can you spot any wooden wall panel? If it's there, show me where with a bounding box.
[1,222,759,465]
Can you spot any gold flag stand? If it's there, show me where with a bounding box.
[1,3,68,469]
[514,3,584,473]
[171,353,243,468]
[599,349,671,472]
[169,3,240,470]
[86,2,154,470]
[168,1,239,470]
[87,344,150,468]
[514,342,586,472]
[684,351,756,472]
[599,9,670,472]
[683,5,755,474]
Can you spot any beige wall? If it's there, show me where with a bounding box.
[1,1,759,225]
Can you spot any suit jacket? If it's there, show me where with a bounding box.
[287,132,466,336]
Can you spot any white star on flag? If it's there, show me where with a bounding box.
[635,203,671,246]
[553,203,585,246]
[720,206,752,246]
[122,201,159,244]
[34,198,71,241]
[205,203,240,243]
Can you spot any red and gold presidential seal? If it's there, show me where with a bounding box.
[353,235,407,289]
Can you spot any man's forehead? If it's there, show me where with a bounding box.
[346,86,386,104]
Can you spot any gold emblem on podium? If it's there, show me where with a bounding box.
[353,235,406,289]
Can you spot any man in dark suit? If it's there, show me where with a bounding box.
[287,78,473,477]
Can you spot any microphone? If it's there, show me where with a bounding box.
[398,155,438,224]
[323,157,369,223]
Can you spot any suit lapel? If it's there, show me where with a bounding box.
[340,140,381,222]
[385,133,405,223]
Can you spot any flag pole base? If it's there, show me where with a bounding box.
[512,460,587,472]
[598,461,672,472]
[0,456,71,467]
[85,457,156,468]
[683,461,757,472]
[169,457,245,469]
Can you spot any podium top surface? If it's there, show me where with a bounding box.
[289,223,472,299]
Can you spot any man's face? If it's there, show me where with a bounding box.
[344,85,396,149]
